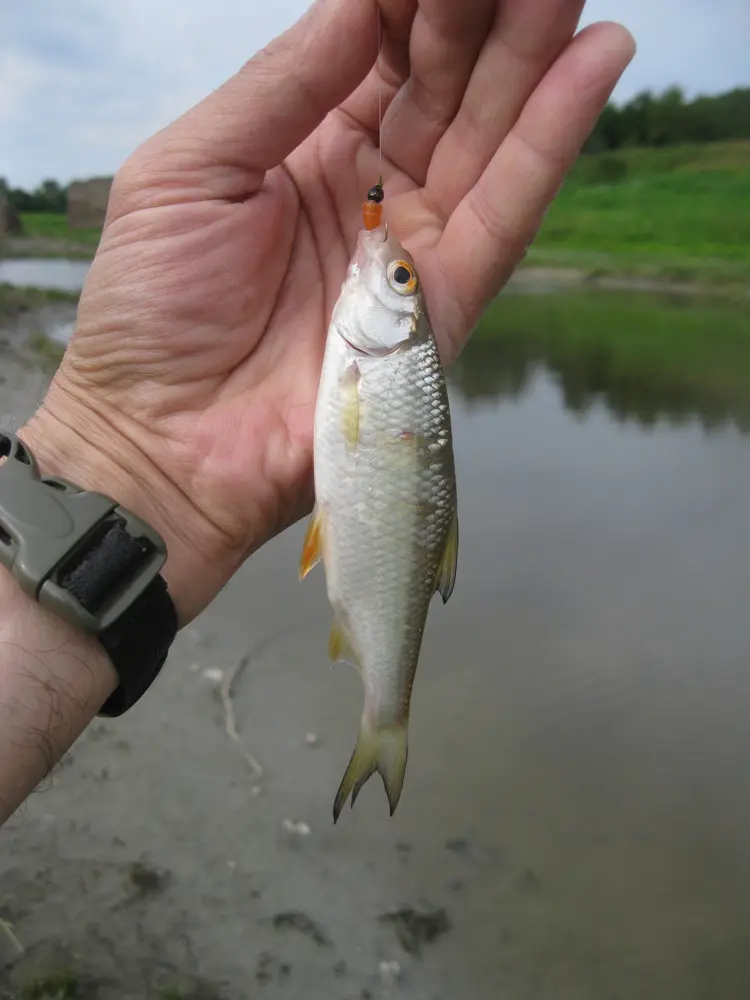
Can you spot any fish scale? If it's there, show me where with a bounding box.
[300,223,458,821]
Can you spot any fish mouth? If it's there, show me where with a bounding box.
[349,223,390,278]
[336,327,405,358]
[361,223,388,243]
[354,224,388,260]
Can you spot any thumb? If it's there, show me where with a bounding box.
[129,0,376,199]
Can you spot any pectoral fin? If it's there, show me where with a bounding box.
[299,504,324,581]
[435,511,458,604]
[341,362,361,450]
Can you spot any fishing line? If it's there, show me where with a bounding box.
[362,4,386,231]
[377,3,383,182]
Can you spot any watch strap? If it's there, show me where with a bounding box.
[0,429,177,716]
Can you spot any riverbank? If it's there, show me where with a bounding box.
[0,282,79,319]
[0,212,101,260]
[2,141,749,288]
[520,140,750,291]
[0,284,76,375]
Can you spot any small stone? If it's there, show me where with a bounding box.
[202,667,224,683]
[305,732,319,747]
[378,960,402,986]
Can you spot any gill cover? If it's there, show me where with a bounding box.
[333,228,421,356]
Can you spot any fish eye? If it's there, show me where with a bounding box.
[387,259,418,296]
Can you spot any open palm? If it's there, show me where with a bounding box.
[26,0,633,623]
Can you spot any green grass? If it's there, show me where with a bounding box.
[451,288,750,430]
[18,212,102,245]
[524,140,750,287]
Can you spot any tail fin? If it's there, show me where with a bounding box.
[333,719,408,823]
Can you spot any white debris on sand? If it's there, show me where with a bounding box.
[282,819,311,838]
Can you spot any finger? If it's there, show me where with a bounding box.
[127,0,376,201]
[432,22,636,363]
[345,0,497,185]
[426,0,587,216]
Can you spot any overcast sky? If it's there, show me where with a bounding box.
[1,0,748,189]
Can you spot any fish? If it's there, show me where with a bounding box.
[299,209,459,822]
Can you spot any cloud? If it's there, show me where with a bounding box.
[0,0,304,188]
[1,0,748,189]
[580,0,750,103]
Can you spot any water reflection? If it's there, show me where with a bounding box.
[449,290,750,434]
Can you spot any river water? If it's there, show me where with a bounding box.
[2,269,750,997]
[0,257,90,292]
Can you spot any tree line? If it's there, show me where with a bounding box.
[1,86,748,212]
[584,85,750,152]
[0,178,67,214]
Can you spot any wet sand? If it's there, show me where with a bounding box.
[4,310,750,999]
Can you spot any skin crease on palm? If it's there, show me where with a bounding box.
[20,0,635,626]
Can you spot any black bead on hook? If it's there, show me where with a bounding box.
[367,178,384,204]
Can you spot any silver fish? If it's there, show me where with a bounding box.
[300,223,458,822]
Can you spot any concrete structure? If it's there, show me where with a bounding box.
[0,191,22,235]
[66,176,113,229]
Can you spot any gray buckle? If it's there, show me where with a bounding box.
[0,430,167,634]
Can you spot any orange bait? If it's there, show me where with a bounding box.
[362,178,384,230]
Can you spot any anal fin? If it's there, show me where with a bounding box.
[435,510,458,603]
[329,619,361,671]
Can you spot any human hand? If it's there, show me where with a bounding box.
[22,0,634,624]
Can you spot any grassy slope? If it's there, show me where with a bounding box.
[18,212,102,245]
[524,140,750,285]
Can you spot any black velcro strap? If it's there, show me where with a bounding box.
[59,519,154,614]
[98,573,178,718]
[57,514,177,717]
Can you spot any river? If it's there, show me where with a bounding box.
[2,268,750,997]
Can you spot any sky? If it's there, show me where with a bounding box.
[1,0,748,190]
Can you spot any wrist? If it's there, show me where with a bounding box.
[0,562,117,826]
[19,388,216,626]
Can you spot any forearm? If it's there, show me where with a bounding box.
[0,564,117,827]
